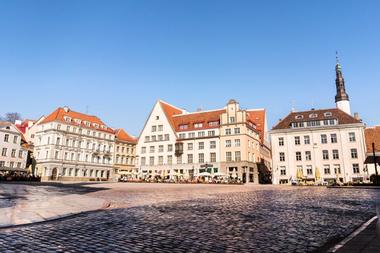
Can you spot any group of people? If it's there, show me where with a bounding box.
[0,171,41,182]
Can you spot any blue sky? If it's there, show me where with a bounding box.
[0,0,379,136]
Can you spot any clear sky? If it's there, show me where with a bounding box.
[0,0,379,136]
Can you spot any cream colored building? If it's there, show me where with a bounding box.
[270,62,367,185]
[34,107,115,181]
[136,99,270,183]
[113,129,137,180]
[0,121,28,172]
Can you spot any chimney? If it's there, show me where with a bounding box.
[63,106,70,113]
[354,112,360,120]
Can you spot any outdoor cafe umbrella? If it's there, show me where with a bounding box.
[296,168,303,180]
[213,172,225,177]
[198,172,211,177]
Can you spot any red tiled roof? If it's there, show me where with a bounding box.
[159,101,184,130]
[41,107,114,133]
[173,109,225,132]
[365,126,380,153]
[114,129,137,143]
[247,109,266,143]
[272,108,361,130]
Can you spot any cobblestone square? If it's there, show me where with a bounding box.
[0,183,379,252]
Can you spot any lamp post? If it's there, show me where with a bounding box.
[373,142,379,185]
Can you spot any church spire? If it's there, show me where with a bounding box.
[334,53,351,114]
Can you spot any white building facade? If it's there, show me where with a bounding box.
[0,122,28,172]
[34,107,115,181]
[271,62,367,184]
[136,100,269,183]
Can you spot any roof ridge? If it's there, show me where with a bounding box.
[173,108,225,116]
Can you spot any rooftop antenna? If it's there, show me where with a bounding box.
[336,51,340,64]
[291,100,296,112]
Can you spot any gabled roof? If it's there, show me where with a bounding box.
[365,126,380,153]
[159,100,184,130]
[272,108,361,130]
[247,109,266,142]
[41,107,114,133]
[114,129,137,144]
[172,109,225,132]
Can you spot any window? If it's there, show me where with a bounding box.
[1,148,7,156]
[152,126,157,132]
[351,149,358,159]
[210,152,216,162]
[141,157,146,165]
[324,165,331,175]
[168,144,173,152]
[234,139,240,147]
[158,135,163,141]
[296,152,302,161]
[188,132,195,138]
[10,162,14,168]
[151,135,156,141]
[332,150,339,159]
[177,155,182,164]
[321,134,327,144]
[198,131,205,137]
[198,153,204,163]
[280,167,286,176]
[226,152,232,162]
[194,123,203,128]
[235,151,241,161]
[208,121,219,127]
[11,149,16,157]
[210,141,216,149]
[158,145,164,152]
[353,164,360,174]
[304,136,310,145]
[156,116,159,120]
[167,155,172,165]
[322,150,329,160]
[187,143,193,150]
[229,117,235,123]
[306,166,313,175]
[165,134,170,141]
[295,115,303,120]
[330,134,337,143]
[305,151,311,161]
[0,161,4,167]
[179,124,189,130]
[179,133,186,139]
[225,129,231,135]
[324,112,332,117]
[295,136,300,145]
[334,164,341,174]
[55,151,59,159]
[13,136,18,144]
[149,156,154,166]
[18,150,23,158]
[198,142,204,150]
[158,156,163,165]
[278,137,284,146]
[225,140,231,147]
[158,125,163,131]
[234,128,240,134]
[208,130,215,136]
[187,154,193,163]
[150,146,155,153]
[279,152,285,162]
[145,136,150,142]
[309,113,318,118]
[349,132,356,142]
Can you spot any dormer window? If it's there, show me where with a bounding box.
[64,116,71,122]
[74,119,81,124]
[85,121,91,127]
[295,115,303,120]
[208,121,219,127]
[194,123,203,128]
[179,124,188,130]
[324,112,332,117]
[309,113,318,119]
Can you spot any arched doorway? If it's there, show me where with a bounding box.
[50,168,58,181]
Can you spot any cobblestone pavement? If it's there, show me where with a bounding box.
[0,186,379,253]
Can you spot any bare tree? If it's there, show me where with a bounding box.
[3,112,22,123]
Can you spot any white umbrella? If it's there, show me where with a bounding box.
[198,172,211,177]
[213,172,225,177]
